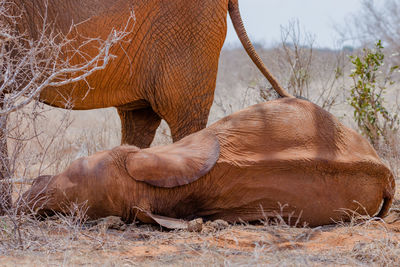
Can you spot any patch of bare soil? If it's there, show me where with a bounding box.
[2,208,400,266]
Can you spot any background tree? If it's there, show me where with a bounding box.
[342,0,400,63]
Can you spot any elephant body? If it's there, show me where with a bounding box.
[21,98,395,227]
[11,0,291,148]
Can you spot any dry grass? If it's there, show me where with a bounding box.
[0,47,399,266]
[2,210,400,266]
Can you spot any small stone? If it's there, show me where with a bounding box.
[200,226,213,234]
[210,219,229,231]
[187,218,203,232]
[96,216,126,231]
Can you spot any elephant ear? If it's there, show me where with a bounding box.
[126,130,220,188]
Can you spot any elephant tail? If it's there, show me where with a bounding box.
[228,0,293,98]
[377,193,393,218]
[376,172,396,218]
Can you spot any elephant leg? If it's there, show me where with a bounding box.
[170,119,208,143]
[156,84,214,143]
[117,107,161,148]
[166,107,210,143]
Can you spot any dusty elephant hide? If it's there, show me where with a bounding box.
[7,0,292,149]
[20,98,395,228]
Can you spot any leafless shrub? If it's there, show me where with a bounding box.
[279,20,315,99]
[257,20,347,111]
[0,0,136,253]
[0,0,135,213]
[1,1,135,114]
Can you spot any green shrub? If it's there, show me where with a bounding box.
[348,40,399,148]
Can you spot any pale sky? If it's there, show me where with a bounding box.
[224,0,362,49]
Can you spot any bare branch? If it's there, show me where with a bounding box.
[0,0,136,115]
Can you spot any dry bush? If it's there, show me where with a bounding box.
[267,20,348,111]
[1,0,135,113]
[0,0,135,253]
[279,20,315,99]
[0,101,129,255]
[0,0,135,214]
[219,20,351,118]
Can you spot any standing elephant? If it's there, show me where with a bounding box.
[11,0,292,148]
[20,98,395,227]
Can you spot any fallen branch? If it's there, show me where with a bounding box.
[0,178,32,185]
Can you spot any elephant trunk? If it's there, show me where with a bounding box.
[228,0,293,98]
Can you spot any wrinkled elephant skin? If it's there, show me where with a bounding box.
[21,98,395,227]
[10,0,291,148]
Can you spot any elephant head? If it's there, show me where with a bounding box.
[19,130,220,226]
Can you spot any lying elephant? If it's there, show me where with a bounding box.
[20,98,395,227]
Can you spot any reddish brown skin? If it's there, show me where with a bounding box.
[21,99,395,227]
[10,0,290,149]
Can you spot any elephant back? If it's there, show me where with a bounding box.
[209,98,388,173]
